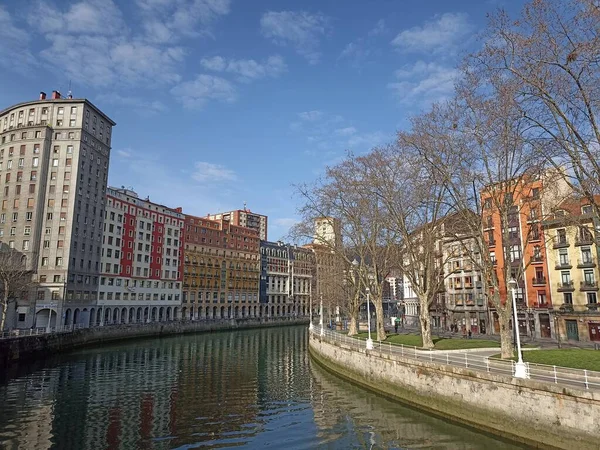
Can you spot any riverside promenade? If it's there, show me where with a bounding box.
[309,326,600,449]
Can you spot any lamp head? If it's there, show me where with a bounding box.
[508,278,517,290]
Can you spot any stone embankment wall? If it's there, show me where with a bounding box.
[0,317,308,370]
[309,334,599,450]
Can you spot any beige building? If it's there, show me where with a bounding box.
[543,198,600,343]
[0,91,115,330]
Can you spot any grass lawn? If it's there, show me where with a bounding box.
[352,332,501,350]
[491,349,600,372]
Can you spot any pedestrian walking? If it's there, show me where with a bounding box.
[394,319,399,334]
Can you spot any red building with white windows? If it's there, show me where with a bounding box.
[96,187,184,325]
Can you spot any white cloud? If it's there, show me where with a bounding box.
[116,149,134,158]
[391,12,473,54]
[135,0,231,42]
[335,127,357,136]
[31,0,126,35]
[192,161,237,183]
[27,0,186,88]
[339,19,386,67]
[292,111,389,155]
[200,55,287,81]
[171,74,236,109]
[99,95,167,116]
[388,61,459,107]
[107,149,241,220]
[260,11,330,64]
[368,19,386,37]
[298,110,324,121]
[0,6,36,71]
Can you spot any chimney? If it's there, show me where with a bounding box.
[39,91,46,100]
[51,90,61,99]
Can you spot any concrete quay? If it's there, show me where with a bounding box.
[309,329,600,450]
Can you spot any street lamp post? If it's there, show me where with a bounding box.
[308,285,313,331]
[319,292,324,336]
[508,278,528,378]
[365,287,373,350]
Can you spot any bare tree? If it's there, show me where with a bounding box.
[363,147,454,349]
[0,245,36,331]
[405,82,571,357]
[473,0,600,215]
[292,155,398,340]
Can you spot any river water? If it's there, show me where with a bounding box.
[0,326,527,449]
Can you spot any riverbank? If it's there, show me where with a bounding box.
[0,317,308,371]
[309,330,600,450]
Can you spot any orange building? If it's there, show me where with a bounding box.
[181,214,260,320]
[481,170,570,339]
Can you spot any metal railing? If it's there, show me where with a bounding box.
[0,323,86,340]
[310,327,600,391]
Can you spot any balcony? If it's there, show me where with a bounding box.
[575,235,594,246]
[559,303,574,312]
[577,257,596,268]
[530,255,544,265]
[553,238,570,249]
[587,302,599,311]
[532,277,546,286]
[555,261,572,270]
[557,281,575,292]
[580,280,599,291]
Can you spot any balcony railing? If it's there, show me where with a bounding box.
[553,238,570,249]
[557,281,575,292]
[580,280,599,291]
[555,261,572,270]
[532,277,546,286]
[575,235,594,246]
[577,257,596,268]
[531,255,544,264]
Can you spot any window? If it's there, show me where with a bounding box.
[582,205,593,215]
[57,107,64,115]
[23,226,31,235]
[52,159,58,167]
[558,249,569,266]
[66,145,73,154]
[69,119,76,127]
[41,257,48,266]
[510,245,522,262]
[563,293,573,304]
[584,269,595,284]
[588,292,597,304]
[22,240,29,251]
[561,271,571,284]
[582,247,593,264]
[537,291,547,305]
[557,229,567,244]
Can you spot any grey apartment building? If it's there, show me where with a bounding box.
[0,91,115,330]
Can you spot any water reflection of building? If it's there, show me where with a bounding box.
[0,327,312,449]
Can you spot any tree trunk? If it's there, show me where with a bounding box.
[373,294,386,341]
[419,295,434,349]
[0,294,7,332]
[497,307,513,359]
[348,315,358,336]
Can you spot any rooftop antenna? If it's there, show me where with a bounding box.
[67,80,73,99]
[243,201,247,211]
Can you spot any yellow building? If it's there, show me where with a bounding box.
[543,198,600,343]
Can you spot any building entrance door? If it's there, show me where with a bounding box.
[565,320,579,341]
[588,322,600,342]
[539,314,551,338]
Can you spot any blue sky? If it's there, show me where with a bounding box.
[0,0,524,240]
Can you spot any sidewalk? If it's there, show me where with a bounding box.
[369,323,600,350]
